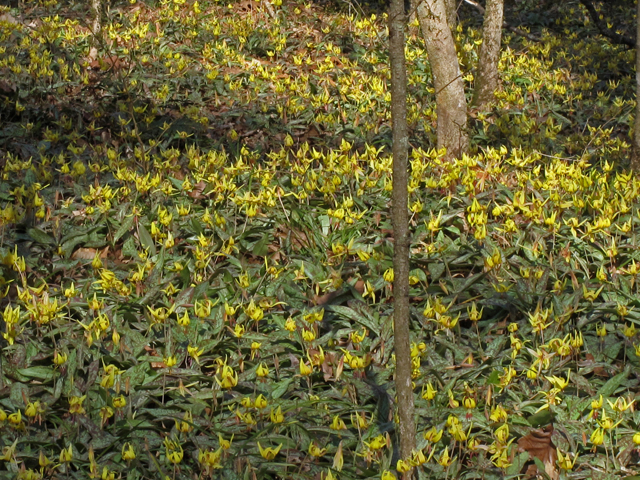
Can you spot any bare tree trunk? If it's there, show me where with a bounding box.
[90,0,102,59]
[92,0,102,36]
[389,0,416,473]
[632,0,640,170]
[472,0,504,108]
[417,0,469,160]
[443,0,457,27]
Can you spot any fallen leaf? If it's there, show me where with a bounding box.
[517,424,558,480]
[72,247,108,260]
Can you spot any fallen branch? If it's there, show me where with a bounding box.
[578,0,634,47]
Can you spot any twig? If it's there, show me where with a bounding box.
[462,0,542,43]
[578,0,634,47]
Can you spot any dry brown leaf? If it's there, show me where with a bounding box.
[72,247,108,260]
[517,425,558,480]
[188,180,207,199]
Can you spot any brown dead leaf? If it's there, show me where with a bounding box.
[72,247,109,260]
[188,180,207,199]
[313,288,345,306]
[581,353,609,377]
[517,425,558,480]
[274,225,313,251]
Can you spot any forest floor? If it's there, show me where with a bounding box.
[0,0,640,479]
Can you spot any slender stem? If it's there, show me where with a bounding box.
[389,0,416,473]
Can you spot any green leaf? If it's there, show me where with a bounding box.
[27,227,55,245]
[428,262,445,281]
[252,234,270,256]
[327,305,380,335]
[114,214,135,243]
[138,222,156,256]
[271,377,294,399]
[597,365,630,398]
[16,366,57,381]
[122,236,137,257]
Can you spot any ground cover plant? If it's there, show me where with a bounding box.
[1,0,640,478]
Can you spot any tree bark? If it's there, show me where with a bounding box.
[92,0,102,37]
[389,0,416,474]
[443,0,457,28]
[632,0,640,170]
[472,0,504,108]
[417,0,469,160]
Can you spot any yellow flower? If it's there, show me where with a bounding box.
[437,446,452,467]
[250,341,261,360]
[623,323,637,338]
[309,442,327,457]
[218,434,233,450]
[270,406,284,424]
[216,365,238,389]
[198,448,222,470]
[633,432,640,445]
[177,311,191,327]
[330,415,346,430]
[122,443,136,461]
[255,394,268,409]
[591,395,603,410]
[245,300,264,322]
[491,446,511,469]
[494,424,509,444]
[383,268,394,283]
[59,444,73,463]
[556,449,578,470]
[598,409,622,430]
[396,459,412,473]
[233,324,245,338]
[350,328,367,344]
[607,396,634,413]
[467,302,483,322]
[284,318,297,332]
[54,349,69,365]
[8,409,22,426]
[164,355,177,368]
[322,470,337,480]
[424,426,443,443]
[302,328,316,342]
[25,401,42,418]
[422,382,437,400]
[176,411,193,433]
[299,359,313,376]
[194,299,213,319]
[410,449,428,467]
[164,437,184,464]
[188,344,204,364]
[100,406,114,425]
[257,442,282,460]
[546,371,570,391]
[590,427,605,446]
[351,411,369,429]
[224,302,238,317]
[256,363,270,377]
[364,434,387,451]
[381,471,395,480]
